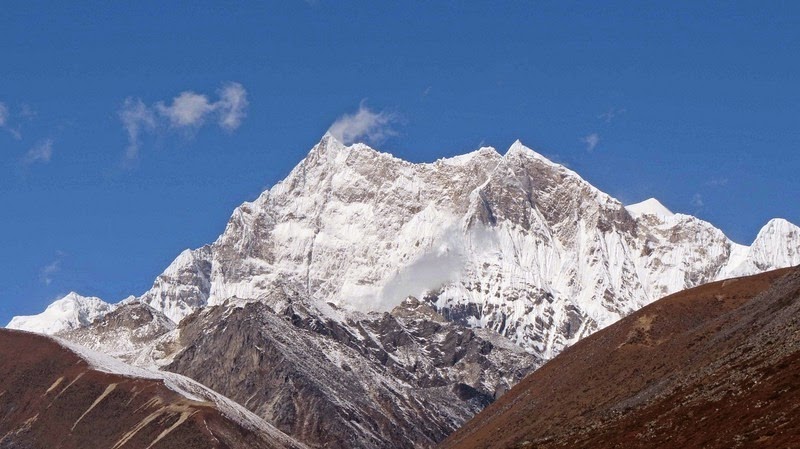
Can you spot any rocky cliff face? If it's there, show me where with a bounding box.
[164,293,535,449]
[58,302,177,364]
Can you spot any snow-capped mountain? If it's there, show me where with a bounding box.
[725,218,800,276]
[11,135,800,358]
[6,292,115,334]
[126,135,799,358]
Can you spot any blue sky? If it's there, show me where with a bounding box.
[1,1,798,323]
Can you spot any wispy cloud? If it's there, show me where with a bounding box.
[328,102,399,145]
[217,82,248,131]
[581,133,600,152]
[23,139,54,165]
[119,82,249,161]
[0,103,7,127]
[0,102,22,139]
[691,193,704,208]
[706,177,728,187]
[40,251,65,285]
[119,98,156,161]
[19,103,36,120]
[598,107,626,123]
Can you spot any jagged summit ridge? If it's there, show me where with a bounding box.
[8,136,800,361]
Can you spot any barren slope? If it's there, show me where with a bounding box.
[0,329,305,449]
[441,266,800,449]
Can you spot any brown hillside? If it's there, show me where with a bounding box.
[441,267,800,449]
[0,329,304,449]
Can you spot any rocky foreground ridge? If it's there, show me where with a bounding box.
[0,329,307,449]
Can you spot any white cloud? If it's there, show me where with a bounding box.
[23,139,54,165]
[217,82,248,131]
[581,133,600,152]
[119,83,249,161]
[119,97,156,160]
[157,91,214,128]
[328,103,398,145]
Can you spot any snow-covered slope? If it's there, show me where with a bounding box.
[6,292,115,334]
[9,135,800,361]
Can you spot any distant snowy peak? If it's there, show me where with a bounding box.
[6,292,114,335]
[755,218,800,246]
[626,198,674,220]
[728,218,800,276]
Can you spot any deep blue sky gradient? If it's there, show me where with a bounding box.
[1,1,798,323]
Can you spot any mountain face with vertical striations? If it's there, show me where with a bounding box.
[96,134,799,356]
[6,135,800,448]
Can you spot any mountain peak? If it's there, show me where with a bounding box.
[47,292,103,308]
[7,292,114,335]
[505,139,536,158]
[625,198,674,219]
[752,217,800,251]
[504,139,575,174]
[308,132,347,157]
[761,217,800,234]
[752,218,800,248]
